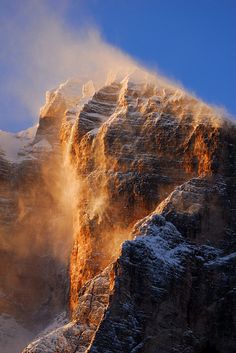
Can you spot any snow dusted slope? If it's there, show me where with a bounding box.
[23,212,236,353]
[0,125,38,163]
[0,77,96,164]
[23,70,236,353]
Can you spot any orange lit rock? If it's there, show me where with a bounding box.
[67,74,236,317]
[1,71,236,353]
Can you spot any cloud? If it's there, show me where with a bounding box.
[0,0,137,130]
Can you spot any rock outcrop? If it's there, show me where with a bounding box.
[0,70,235,353]
[67,72,236,319]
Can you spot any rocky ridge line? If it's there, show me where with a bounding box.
[23,71,236,353]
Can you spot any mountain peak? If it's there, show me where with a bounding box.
[0,71,236,353]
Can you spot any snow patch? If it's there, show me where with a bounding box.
[127,214,193,273]
[0,125,38,163]
[205,252,236,267]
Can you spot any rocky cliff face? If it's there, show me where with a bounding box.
[0,70,235,353]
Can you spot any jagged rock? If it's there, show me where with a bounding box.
[68,72,236,316]
[87,214,236,353]
[23,213,236,353]
[0,70,236,353]
[157,176,236,249]
[22,265,114,353]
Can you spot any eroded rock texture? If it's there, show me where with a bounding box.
[88,214,236,353]
[67,73,236,321]
[1,70,236,353]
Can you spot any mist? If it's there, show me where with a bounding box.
[0,0,137,131]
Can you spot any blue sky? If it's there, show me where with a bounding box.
[0,0,235,131]
[69,0,235,112]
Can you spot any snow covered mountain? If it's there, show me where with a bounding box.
[0,70,236,353]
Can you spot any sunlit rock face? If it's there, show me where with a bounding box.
[23,71,236,353]
[67,72,236,316]
[22,265,115,353]
[1,69,236,353]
